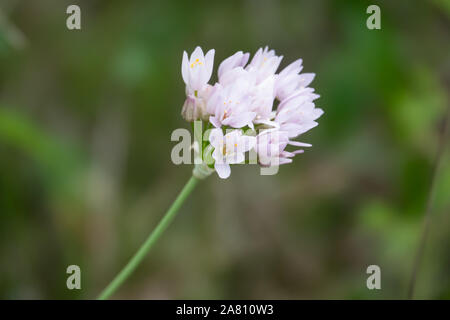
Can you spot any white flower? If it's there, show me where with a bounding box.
[181,95,206,122]
[181,46,215,93]
[218,67,250,86]
[209,128,256,179]
[180,45,324,178]
[275,59,316,101]
[218,51,250,83]
[181,85,214,122]
[206,81,256,129]
[256,129,311,166]
[275,89,323,138]
[246,46,283,84]
[248,75,275,123]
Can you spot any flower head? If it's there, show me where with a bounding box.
[180,46,324,179]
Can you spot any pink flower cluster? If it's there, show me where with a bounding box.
[181,46,323,179]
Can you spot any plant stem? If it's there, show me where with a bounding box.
[98,175,200,300]
[407,103,450,299]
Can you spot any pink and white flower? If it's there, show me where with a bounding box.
[180,45,324,179]
[275,59,316,101]
[218,51,250,83]
[181,84,214,122]
[206,81,256,129]
[246,46,283,84]
[248,75,276,123]
[275,89,323,138]
[209,128,256,179]
[256,129,311,167]
[181,46,215,93]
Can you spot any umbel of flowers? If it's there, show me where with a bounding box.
[181,46,323,179]
[98,47,325,300]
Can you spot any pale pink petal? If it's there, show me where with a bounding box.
[241,53,250,67]
[226,152,245,164]
[204,49,215,82]
[209,116,222,128]
[223,112,256,128]
[214,163,231,179]
[212,148,224,163]
[289,141,312,147]
[311,108,324,120]
[279,59,303,76]
[298,73,315,87]
[240,135,257,152]
[218,51,244,78]
[209,128,224,148]
[279,158,293,165]
[191,46,204,62]
[219,67,248,86]
[181,51,189,85]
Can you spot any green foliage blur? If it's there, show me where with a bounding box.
[0,0,449,299]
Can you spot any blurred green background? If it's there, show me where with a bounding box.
[0,0,449,299]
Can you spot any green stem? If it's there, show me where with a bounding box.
[407,103,450,299]
[97,175,200,300]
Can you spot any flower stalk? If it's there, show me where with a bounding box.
[407,102,450,299]
[97,175,200,300]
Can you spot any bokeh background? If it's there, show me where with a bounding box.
[0,0,449,299]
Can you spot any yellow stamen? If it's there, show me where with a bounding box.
[190,59,203,68]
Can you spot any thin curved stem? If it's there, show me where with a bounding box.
[98,175,200,300]
[407,103,450,299]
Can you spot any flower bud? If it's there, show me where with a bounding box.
[181,95,208,122]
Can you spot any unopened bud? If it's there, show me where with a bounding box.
[181,95,208,122]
